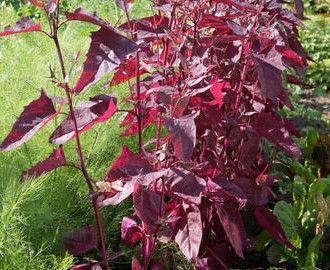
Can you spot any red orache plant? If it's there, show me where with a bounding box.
[0,0,308,269]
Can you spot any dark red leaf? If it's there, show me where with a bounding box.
[175,204,202,261]
[121,216,143,246]
[105,146,152,181]
[199,15,230,31]
[105,56,147,87]
[71,263,102,270]
[21,147,66,180]
[166,112,199,161]
[122,108,157,137]
[64,227,98,256]
[165,167,206,205]
[215,204,246,259]
[0,17,41,37]
[239,131,261,169]
[142,235,156,269]
[29,0,45,8]
[131,257,143,270]
[208,79,226,108]
[280,48,306,72]
[65,8,138,93]
[133,183,162,234]
[294,0,304,19]
[119,15,169,40]
[65,8,111,29]
[97,146,152,207]
[251,112,301,158]
[0,90,59,151]
[49,94,117,145]
[135,168,206,204]
[254,207,295,249]
[115,0,134,11]
[208,178,247,207]
[30,0,58,13]
[252,51,285,102]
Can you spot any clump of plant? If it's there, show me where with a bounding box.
[0,0,310,269]
[258,129,330,269]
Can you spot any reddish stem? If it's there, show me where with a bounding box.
[136,51,143,153]
[52,26,111,270]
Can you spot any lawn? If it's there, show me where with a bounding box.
[0,1,329,269]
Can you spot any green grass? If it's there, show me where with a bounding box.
[0,1,150,269]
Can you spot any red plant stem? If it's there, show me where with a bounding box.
[136,51,143,153]
[52,33,111,270]
[156,112,162,151]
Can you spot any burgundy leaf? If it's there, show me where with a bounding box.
[119,15,169,40]
[215,204,246,259]
[21,147,66,180]
[64,227,98,256]
[209,79,226,108]
[175,204,202,261]
[131,257,143,270]
[294,0,304,19]
[280,48,306,72]
[122,108,157,137]
[0,17,41,37]
[97,146,152,207]
[254,207,295,249]
[65,8,112,29]
[29,0,45,8]
[49,94,117,145]
[199,15,230,31]
[115,0,134,11]
[165,167,206,205]
[30,0,58,13]
[65,8,138,93]
[252,52,284,102]
[105,146,152,181]
[251,112,301,158]
[166,112,199,161]
[71,264,102,270]
[121,216,143,246]
[0,90,59,151]
[208,178,247,207]
[136,168,206,204]
[97,179,135,207]
[133,183,162,234]
[239,131,260,168]
[142,235,156,269]
[105,56,147,87]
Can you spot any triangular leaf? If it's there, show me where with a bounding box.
[64,227,98,256]
[121,216,143,246]
[133,183,162,234]
[175,204,202,261]
[105,146,152,181]
[49,94,117,145]
[215,203,246,259]
[166,112,199,161]
[0,90,59,151]
[251,112,301,158]
[21,147,66,180]
[115,0,134,11]
[65,8,138,93]
[254,206,295,250]
[131,257,143,270]
[0,17,41,37]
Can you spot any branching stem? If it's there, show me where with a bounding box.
[50,7,110,269]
